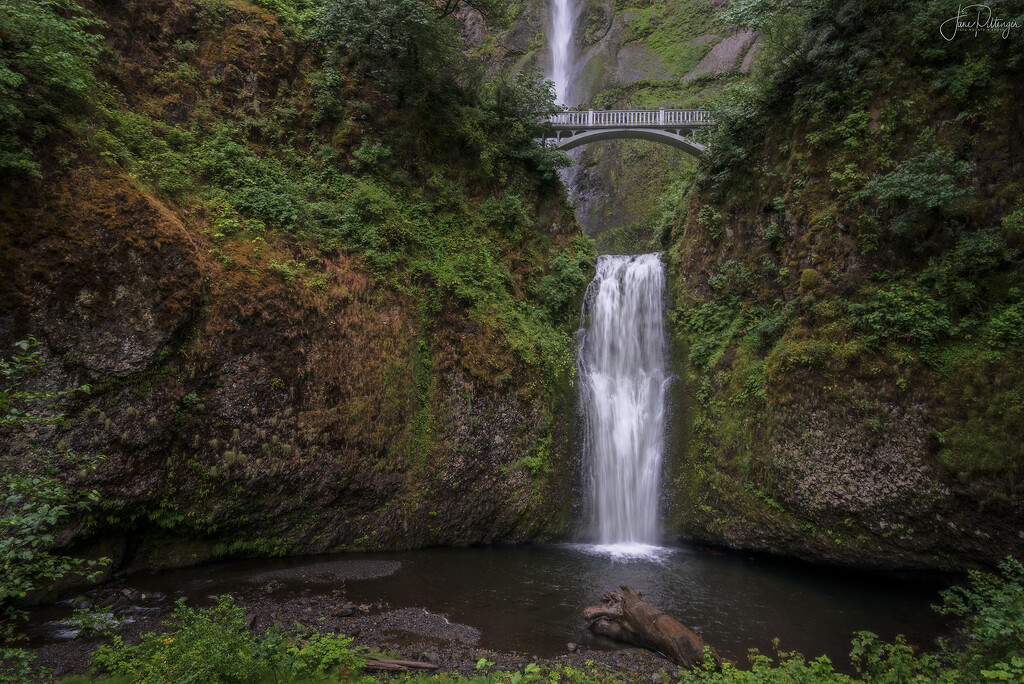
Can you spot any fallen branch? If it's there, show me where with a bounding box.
[583,585,720,669]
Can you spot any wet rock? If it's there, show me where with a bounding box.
[334,601,358,617]
[70,596,92,611]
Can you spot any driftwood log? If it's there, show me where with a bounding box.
[582,585,720,669]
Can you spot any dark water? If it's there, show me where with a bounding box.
[336,544,951,662]
[33,543,953,666]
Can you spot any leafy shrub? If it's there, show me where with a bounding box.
[535,237,596,321]
[1,339,104,682]
[681,647,851,683]
[286,631,364,676]
[707,260,751,294]
[481,193,532,239]
[763,220,784,247]
[196,131,309,231]
[93,110,195,198]
[678,297,744,371]
[92,596,261,683]
[91,595,366,683]
[247,0,315,28]
[338,176,413,270]
[858,132,973,236]
[983,298,1024,350]
[919,228,1016,311]
[935,556,1024,680]
[350,141,392,174]
[849,283,949,347]
[697,205,724,240]
[746,307,789,353]
[1003,208,1024,241]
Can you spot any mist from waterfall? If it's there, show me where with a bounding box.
[577,254,669,554]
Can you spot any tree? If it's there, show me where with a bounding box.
[315,0,458,102]
[471,69,570,182]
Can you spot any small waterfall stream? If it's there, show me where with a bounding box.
[577,254,669,551]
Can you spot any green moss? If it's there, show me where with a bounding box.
[619,0,716,78]
[799,268,822,291]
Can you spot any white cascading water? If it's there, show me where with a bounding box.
[549,0,578,105]
[577,254,669,552]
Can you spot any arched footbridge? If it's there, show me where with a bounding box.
[542,109,712,157]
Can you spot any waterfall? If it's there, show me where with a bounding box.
[577,254,669,550]
[549,0,578,105]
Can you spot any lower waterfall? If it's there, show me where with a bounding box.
[577,253,669,549]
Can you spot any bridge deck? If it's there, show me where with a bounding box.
[546,109,712,128]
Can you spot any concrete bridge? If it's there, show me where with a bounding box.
[542,109,712,157]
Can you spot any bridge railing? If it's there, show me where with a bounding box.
[547,109,712,127]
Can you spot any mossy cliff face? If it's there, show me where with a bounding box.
[661,0,1024,571]
[0,0,589,571]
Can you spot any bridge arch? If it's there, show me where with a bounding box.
[549,128,706,156]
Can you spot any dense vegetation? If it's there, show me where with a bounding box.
[0,0,599,672]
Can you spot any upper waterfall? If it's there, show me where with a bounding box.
[549,0,578,105]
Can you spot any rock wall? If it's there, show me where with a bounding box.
[660,0,1024,570]
[0,0,585,573]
